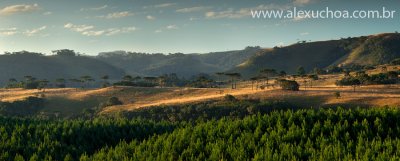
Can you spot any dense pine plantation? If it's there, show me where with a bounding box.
[2,106,400,160]
[88,108,400,161]
[0,118,177,161]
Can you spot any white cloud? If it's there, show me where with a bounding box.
[146,15,156,20]
[154,3,176,8]
[143,3,176,9]
[154,25,179,34]
[23,26,47,36]
[105,27,137,36]
[43,11,52,15]
[176,6,212,13]
[99,11,133,19]
[205,4,290,19]
[0,26,47,37]
[0,4,40,15]
[166,25,179,30]
[293,0,313,6]
[81,30,105,36]
[80,5,108,11]
[0,28,18,36]
[300,32,310,36]
[64,23,94,32]
[64,23,136,36]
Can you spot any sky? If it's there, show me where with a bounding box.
[0,0,399,55]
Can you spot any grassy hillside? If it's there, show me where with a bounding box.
[339,33,400,65]
[235,33,400,77]
[0,52,125,85]
[96,47,260,77]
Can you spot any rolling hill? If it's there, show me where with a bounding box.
[234,33,400,77]
[0,51,125,86]
[1,33,399,84]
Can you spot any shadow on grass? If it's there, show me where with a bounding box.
[41,96,107,117]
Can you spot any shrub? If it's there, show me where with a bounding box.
[391,58,400,65]
[334,92,341,99]
[104,97,123,107]
[224,94,237,102]
[24,81,40,89]
[277,79,300,91]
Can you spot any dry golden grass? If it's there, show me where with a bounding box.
[102,87,269,113]
[0,71,399,116]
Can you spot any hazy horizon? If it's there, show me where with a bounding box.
[1,0,399,55]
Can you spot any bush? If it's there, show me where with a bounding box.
[0,97,45,116]
[336,77,361,86]
[334,92,341,99]
[104,97,123,107]
[24,81,40,89]
[391,58,400,65]
[224,94,237,102]
[277,79,299,91]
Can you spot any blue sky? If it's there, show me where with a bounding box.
[0,0,399,55]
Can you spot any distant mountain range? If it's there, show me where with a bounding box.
[96,46,260,78]
[0,33,399,85]
[0,52,124,85]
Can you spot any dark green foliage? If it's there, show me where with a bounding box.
[326,66,343,74]
[391,58,400,65]
[336,77,361,86]
[0,97,45,116]
[23,81,40,89]
[122,100,294,122]
[104,97,123,107]
[277,79,300,91]
[52,49,77,57]
[337,71,399,87]
[297,66,306,76]
[308,74,319,80]
[0,118,176,161]
[223,94,237,102]
[334,92,341,99]
[89,107,400,160]
[186,74,215,88]
[3,103,400,160]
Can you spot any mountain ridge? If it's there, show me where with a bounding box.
[233,32,400,77]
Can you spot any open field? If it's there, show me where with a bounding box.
[0,77,399,117]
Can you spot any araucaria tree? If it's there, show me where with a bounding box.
[225,73,241,89]
[260,68,277,89]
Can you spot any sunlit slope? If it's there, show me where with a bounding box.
[235,33,400,77]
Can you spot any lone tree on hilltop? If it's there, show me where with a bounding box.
[52,49,76,57]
